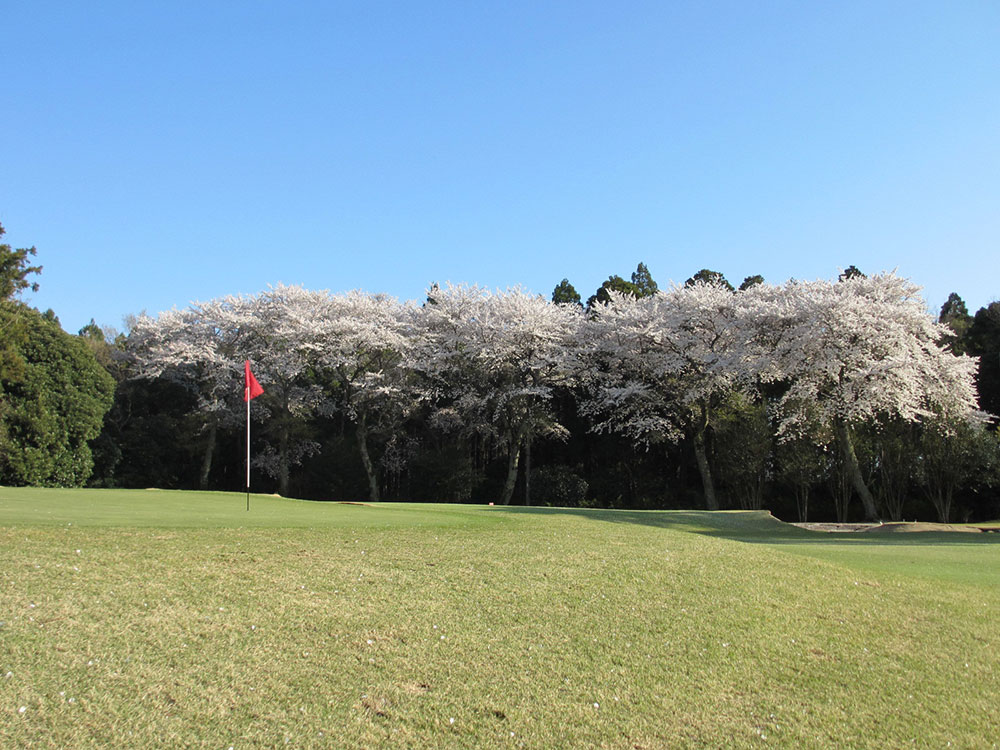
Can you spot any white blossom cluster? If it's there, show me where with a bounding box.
[582,274,980,441]
[128,274,982,506]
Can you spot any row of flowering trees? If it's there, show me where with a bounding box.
[122,273,993,521]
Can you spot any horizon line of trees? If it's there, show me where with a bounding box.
[107,265,998,523]
[2,224,998,522]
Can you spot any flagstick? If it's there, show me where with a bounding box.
[246,386,251,512]
[243,360,264,512]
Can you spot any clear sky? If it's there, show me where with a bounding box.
[2,1,998,334]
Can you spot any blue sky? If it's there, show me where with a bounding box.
[2,1,998,334]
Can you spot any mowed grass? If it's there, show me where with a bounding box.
[1,489,998,748]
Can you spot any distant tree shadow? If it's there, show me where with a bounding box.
[485,506,1000,548]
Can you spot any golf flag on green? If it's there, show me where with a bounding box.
[245,360,263,510]
[245,360,264,401]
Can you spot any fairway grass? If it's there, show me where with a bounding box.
[1,489,998,748]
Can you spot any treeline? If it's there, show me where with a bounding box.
[97,266,998,523]
[1,225,998,522]
[0,224,114,485]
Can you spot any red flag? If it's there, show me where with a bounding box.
[244,360,264,401]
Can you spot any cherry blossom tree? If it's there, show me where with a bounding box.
[131,286,328,496]
[750,274,982,520]
[579,281,752,510]
[226,285,332,496]
[132,285,418,500]
[125,271,985,516]
[308,290,415,501]
[413,284,581,505]
[128,303,245,489]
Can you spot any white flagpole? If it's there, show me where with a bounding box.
[246,386,251,512]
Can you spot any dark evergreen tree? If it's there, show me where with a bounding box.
[0,223,113,486]
[685,269,734,291]
[586,263,657,309]
[838,265,865,281]
[0,222,42,394]
[739,275,764,291]
[630,263,659,296]
[89,376,203,489]
[968,302,1000,423]
[551,278,582,307]
[0,306,115,485]
[0,222,42,301]
[938,293,973,355]
[586,275,641,309]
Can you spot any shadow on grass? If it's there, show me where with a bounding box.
[485,506,1000,547]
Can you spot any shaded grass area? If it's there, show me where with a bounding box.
[494,506,1000,587]
[1,489,998,748]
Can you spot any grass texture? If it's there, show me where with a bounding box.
[1,488,998,748]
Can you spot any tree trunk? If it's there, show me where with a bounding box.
[500,432,523,505]
[831,461,852,522]
[277,391,290,497]
[693,432,719,511]
[692,405,719,511]
[278,419,290,497]
[356,416,380,502]
[524,434,532,506]
[834,417,878,521]
[932,488,952,524]
[198,417,217,490]
[796,484,809,522]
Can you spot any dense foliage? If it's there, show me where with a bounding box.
[0,224,115,486]
[0,305,115,485]
[1,220,995,520]
[89,268,997,522]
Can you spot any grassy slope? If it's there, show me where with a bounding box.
[1,488,998,748]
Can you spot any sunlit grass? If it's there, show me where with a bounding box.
[1,489,998,747]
